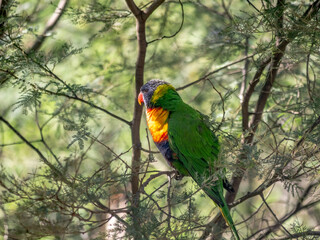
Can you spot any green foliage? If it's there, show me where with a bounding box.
[13,88,41,114]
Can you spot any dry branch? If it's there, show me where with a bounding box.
[28,0,69,52]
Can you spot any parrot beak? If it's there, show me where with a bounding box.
[138,92,144,105]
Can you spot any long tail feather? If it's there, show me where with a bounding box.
[219,196,240,240]
[191,174,240,239]
[203,180,240,240]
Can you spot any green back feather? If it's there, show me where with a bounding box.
[154,88,240,240]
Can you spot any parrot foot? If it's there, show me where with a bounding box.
[223,179,235,193]
[174,171,184,180]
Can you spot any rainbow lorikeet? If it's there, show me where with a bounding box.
[138,79,240,240]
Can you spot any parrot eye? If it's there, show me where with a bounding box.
[142,88,148,93]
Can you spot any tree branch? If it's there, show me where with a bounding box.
[125,0,140,17]
[260,192,293,238]
[241,57,271,132]
[244,0,320,142]
[247,41,288,141]
[176,54,255,91]
[275,231,320,240]
[0,0,9,38]
[239,37,250,103]
[236,0,320,203]
[209,1,320,238]
[229,176,280,208]
[254,182,319,240]
[293,114,320,154]
[0,0,68,85]
[124,1,165,238]
[28,0,69,52]
[0,115,69,184]
[37,86,132,126]
[129,18,146,210]
[147,0,184,45]
[144,0,165,20]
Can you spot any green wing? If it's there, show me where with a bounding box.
[167,102,240,240]
[167,103,222,204]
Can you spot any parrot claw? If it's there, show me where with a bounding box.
[174,171,184,180]
[223,179,235,193]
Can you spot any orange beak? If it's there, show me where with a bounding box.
[138,92,144,105]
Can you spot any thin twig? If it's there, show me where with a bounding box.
[37,86,132,126]
[176,54,255,91]
[206,79,225,131]
[293,114,320,154]
[139,128,153,189]
[275,231,320,240]
[0,115,69,184]
[260,193,293,238]
[0,139,42,147]
[148,0,184,44]
[144,0,166,19]
[166,175,173,234]
[239,37,250,103]
[249,182,319,240]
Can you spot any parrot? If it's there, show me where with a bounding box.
[138,79,240,240]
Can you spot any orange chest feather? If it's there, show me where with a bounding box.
[146,107,169,143]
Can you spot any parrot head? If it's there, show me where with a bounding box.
[138,79,176,108]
